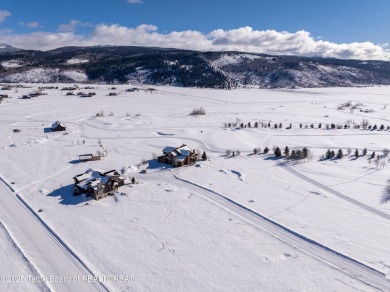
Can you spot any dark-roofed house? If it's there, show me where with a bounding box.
[51,121,66,132]
[73,169,125,200]
[158,144,198,167]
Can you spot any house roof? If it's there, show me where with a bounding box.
[163,146,176,154]
[74,168,123,190]
[163,144,193,157]
[52,121,66,129]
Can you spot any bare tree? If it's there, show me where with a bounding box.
[361,118,369,129]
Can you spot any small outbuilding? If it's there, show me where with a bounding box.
[79,154,101,162]
[51,121,66,132]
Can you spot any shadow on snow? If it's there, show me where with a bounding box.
[47,184,92,205]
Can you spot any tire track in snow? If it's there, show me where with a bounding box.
[0,177,109,292]
[145,171,390,291]
[281,164,390,221]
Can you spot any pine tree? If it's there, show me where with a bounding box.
[371,151,375,159]
[284,146,290,157]
[302,148,308,159]
[254,121,258,128]
[291,150,296,159]
[355,148,359,159]
[336,149,343,159]
[131,177,136,184]
[201,151,207,161]
[326,149,332,159]
[274,147,281,158]
[363,148,367,156]
[264,147,269,154]
[330,150,335,158]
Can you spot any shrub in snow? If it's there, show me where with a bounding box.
[189,107,206,116]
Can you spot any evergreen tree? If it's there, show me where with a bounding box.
[284,146,290,157]
[291,150,296,159]
[380,124,385,130]
[274,147,282,158]
[363,148,367,156]
[302,147,308,159]
[355,148,359,159]
[326,149,332,159]
[131,177,136,184]
[330,150,335,158]
[254,121,258,128]
[264,147,269,154]
[371,151,375,159]
[201,151,207,161]
[318,123,322,129]
[336,149,343,159]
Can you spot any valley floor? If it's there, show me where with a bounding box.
[1,84,390,291]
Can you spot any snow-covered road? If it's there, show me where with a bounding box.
[0,178,108,292]
[145,170,390,291]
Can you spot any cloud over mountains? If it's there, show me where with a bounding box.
[1,23,389,60]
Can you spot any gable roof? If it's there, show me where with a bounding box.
[162,144,193,157]
[52,121,66,129]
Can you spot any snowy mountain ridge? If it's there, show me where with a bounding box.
[1,45,390,88]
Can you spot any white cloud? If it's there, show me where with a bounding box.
[0,10,11,23]
[28,22,40,28]
[1,24,389,61]
[18,21,41,28]
[58,19,92,32]
[127,0,144,3]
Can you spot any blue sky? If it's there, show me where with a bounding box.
[1,0,390,60]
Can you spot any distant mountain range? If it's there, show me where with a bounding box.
[1,44,390,88]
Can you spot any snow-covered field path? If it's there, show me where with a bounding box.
[145,170,390,291]
[282,164,390,221]
[0,178,107,292]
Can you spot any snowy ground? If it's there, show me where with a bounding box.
[0,222,47,291]
[1,84,390,291]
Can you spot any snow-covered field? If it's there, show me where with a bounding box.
[1,84,390,291]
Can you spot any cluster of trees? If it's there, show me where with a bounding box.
[224,121,289,129]
[323,148,389,168]
[337,101,363,110]
[226,149,241,157]
[274,146,312,161]
[190,107,206,116]
[224,118,390,132]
